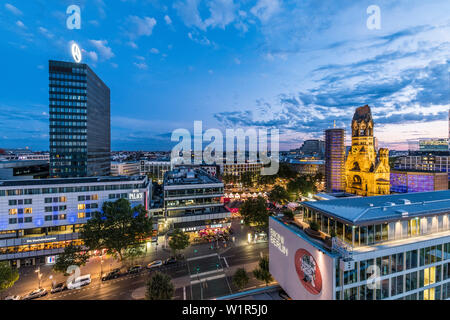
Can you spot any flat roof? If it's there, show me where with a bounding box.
[164,168,222,186]
[0,160,48,168]
[303,190,450,225]
[0,175,147,187]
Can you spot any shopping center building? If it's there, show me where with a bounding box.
[157,167,231,239]
[0,176,150,267]
[269,190,450,300]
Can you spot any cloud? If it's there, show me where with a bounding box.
[133,62,148,70]
[174,0,237,30]
[82,49,98,63]
[127,41,138,49]
[15,20,26,29]
[250,0,281,23]
[164,15,172,25]
[89,40,114,60]
[5,3,22,16]
[150,48,159,54]
[127,16,157,39]
[38,27,54,39]
[187,31,214,47]
[234,58,241,65]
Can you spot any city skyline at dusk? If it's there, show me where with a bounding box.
[0,0,449,152]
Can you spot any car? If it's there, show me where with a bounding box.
[4,295,21,300]
[50,282,66,294]
[164,257,177,265]
[102,268,122,281]
[67,274,91,290]
[23,288,47,300]
[278,289,292,300]
[147,260,163,269]
[128,265,143,274]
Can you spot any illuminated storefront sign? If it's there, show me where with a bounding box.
[129,189,143,201]
[270,227,288,256]
[294,249,322,295]
[46,256,56,264]
[24,237,57,244]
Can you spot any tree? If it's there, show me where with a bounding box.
[268,185,290,205]
[240,171,254,188]
[146,271,174,300]
[124,244,146,266]
[239,196,269,232]
[277,163,297,180]
[53,243,90,275]
[0,262,19,299]
[168,228,190,257]
[282,209,294,220]
[258,173,276,187]
[253,256,273,286]
[233,268,249,290]
[81,198,153,261]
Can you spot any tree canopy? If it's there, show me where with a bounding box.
[233,267,250,290]
[146,271,174,300]
[0,262,19,298]
[168,228,190,257]
[268,185,290,204]
[81,198,152,261]
[53,243,90,275]
[253,256,273,286]
[240,196,269,232]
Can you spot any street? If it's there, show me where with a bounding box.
[3,218,270,300]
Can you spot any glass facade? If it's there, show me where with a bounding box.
[325,129,345,192]
[49,60,110,177]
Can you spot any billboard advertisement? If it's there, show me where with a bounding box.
[269,217,335,300]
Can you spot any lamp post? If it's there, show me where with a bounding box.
[35,267,42,289]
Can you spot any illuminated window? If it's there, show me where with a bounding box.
[78,204,86,210]
[8,208,18,215]
[77,212,86,219]
[91,194,98,200]
[24,208,32,214]
[60,196,67,202]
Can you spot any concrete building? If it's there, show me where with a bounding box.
[390,170,448,193]
[0,176,150,267]
[269,190,450,300]
[110,162,140,176]
[140,160,173,184]
[0,160,49,180]
[394,155,450,181]
[156,168,231,237]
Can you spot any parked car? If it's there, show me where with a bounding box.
[4,295,21,300]
[128,265,142,274]
[23,288,47,300]
[102,268,122,281]
[164,257,177,265]
[50,282,66,294]
[67,274,91,290]
[147,260,163,269]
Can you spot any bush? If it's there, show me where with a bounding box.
[309,221,320,232]
[330,229,337,238]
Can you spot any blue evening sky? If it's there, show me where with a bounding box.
[0,0,449,151]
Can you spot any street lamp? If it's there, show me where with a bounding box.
[35,267,42,289]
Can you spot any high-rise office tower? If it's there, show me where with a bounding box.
[49,60,110,177]
[325,128,345,192]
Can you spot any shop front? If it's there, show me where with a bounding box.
[173,218,232,243]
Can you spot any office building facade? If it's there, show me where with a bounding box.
[49,60,110,178]
[0,176,150,267]
[394,155,450,181]
[156,168,231,236]
[325,128,346,192]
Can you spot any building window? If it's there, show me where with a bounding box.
[24,208,32,214]
[78,212,86,219]
[8,208,17,215]
[78,204,86,210]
